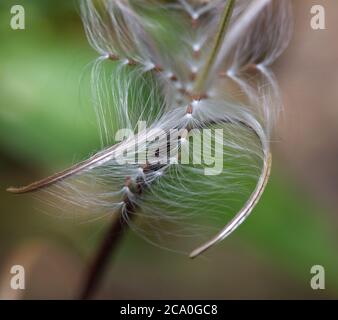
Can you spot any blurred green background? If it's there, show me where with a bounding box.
[0,0,338,299]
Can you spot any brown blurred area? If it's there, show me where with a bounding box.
[276,0,338,213]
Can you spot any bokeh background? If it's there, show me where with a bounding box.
[0,0,337,299]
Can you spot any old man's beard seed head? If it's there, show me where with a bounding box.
[8,0,292,257]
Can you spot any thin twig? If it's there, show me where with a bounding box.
[79,206,134,300]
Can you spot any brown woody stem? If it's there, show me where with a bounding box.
[79,207,133,300]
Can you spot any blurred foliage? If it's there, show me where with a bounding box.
[0,0,338,298]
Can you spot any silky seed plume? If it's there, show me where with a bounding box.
[7,0,292,257]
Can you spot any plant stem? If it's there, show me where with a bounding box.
[78,1,238,297]
[193,0,236,94]
[79,209,132,300]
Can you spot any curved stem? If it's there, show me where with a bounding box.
[189,151,272,258]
